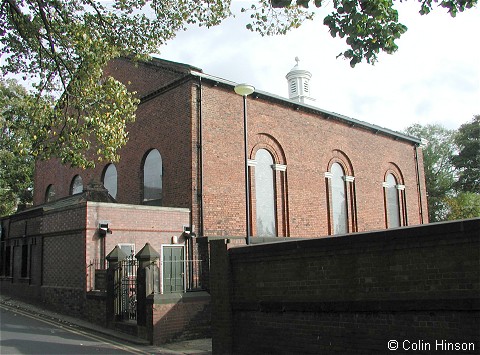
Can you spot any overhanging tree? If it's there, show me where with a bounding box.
[404,123,457,222]
[1,0,477,170]
[1,79,35,216]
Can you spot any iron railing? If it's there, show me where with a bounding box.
[87,257,206,293]
[113,258,138,321]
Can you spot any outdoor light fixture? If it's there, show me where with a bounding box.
[98,222,112,237]
[234,84,255,97]
[234,83,255,245]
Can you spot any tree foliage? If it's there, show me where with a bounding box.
[269,0,477,67]
[405,120,480,222]
[404,123,457,222]
[452,115,480,192]
[1,0,477,171]
[445,192,480,220]
[1,79,34,216]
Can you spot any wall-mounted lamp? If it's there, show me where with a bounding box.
[182,226,197,239]
[98,223,112,237]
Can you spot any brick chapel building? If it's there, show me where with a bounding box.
[1,57,429,343]
[34,57,428,240]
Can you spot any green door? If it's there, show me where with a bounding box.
[163,246,184,293]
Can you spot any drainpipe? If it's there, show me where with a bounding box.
[196,77,204,237]
[414,144,424,224]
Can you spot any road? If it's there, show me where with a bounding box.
[0,304,149,354]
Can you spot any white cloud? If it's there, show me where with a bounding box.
[159,1,480,132]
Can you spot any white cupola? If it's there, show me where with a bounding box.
[285,57,315,104]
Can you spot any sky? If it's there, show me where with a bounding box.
[158,0,480,133]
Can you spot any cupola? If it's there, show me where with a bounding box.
[285,57,315,104]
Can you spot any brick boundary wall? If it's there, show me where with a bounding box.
[210,218,480,354]
[147,292,211,345]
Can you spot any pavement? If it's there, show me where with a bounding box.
[0,295,212,354]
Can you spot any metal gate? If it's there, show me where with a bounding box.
[113,258,137,321]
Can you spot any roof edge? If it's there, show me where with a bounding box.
[191,70,422,145]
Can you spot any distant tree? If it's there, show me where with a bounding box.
[404,123,457,222]
[0,79,34,216]
[452,115,480,193]
[445,192,480,220]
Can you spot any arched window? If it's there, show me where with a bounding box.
[45,184,56,202]
[331,163,348,234]
[103,164,118,199]
[383,170,407,228]
[143,149,162,205]
[70,175,83,195]
[385,174,400,228]
[254,149,276,237]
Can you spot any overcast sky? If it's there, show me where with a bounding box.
[158,0,479,133]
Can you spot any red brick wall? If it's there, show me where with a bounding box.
[41,205,87,315]
[85,202,190,262]
[201,83,427,237]
[210,219,480,354]
[34,58,195,212]
[33,58,428,239]
[148,292,211,344]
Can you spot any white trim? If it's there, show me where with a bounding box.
[382,182,390,188]
[272,164,287,172]
[396,184,406,190]
[324,172,333,179]
[344,175,355,183]
[247,159,257,167]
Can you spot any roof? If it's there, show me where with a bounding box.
[7,181,116,220]
[141,56,422,145]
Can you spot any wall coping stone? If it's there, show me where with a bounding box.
[87,202,190,213]
[148,291,211,305]
[228,218,480,258]
[86,291,106,300]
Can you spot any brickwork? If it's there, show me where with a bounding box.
[41,286,85,315]
[210,218,480,354]
[148,293,211,345]
[210,239,234,354]
[233,310,479,354]
[34,58,195,214]
[32,57,428,239]
[85,291,107,327]
[85,202,190,262]
[42,205,87,235]
[201,84,427,237]
[1,198,190,324]
[42,233,85,288]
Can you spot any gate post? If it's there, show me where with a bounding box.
[106,246,127,324]
[136,243,160,327]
